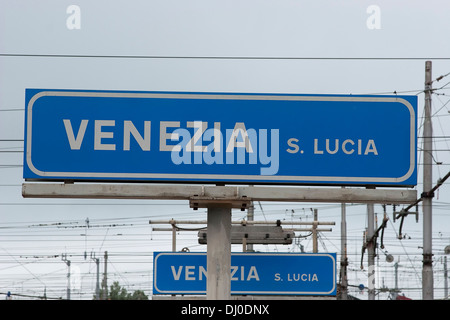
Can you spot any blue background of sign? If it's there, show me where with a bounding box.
[153,252,336,295]
[24,89,417,186]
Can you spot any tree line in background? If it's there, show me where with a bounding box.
[97,281,148,300]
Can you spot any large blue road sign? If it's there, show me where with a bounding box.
[153,252,337,296]
[24,89,417,186]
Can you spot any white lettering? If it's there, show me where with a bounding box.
[160,121,180,151]
[314,139,323,154]
[199,266,207,281]
[213,122,221,152]
[123,120,151,151]
[169,265,260,282]
[62,119,281,175]
[365,139,378,155]
[186,121,207,152]
[247,266,260,281]
[171,266,183,281]
[63,119,88,150]
[94,120,115,150]
[314,139,378,156]
[342,139,355,155]
[325,139,339,154]
[226,305,269,316]
[182,304,215,317]
[226,122,254,153]
[286,138,300,154]
[185,266,195,280]
[231,266,239,281]
[287,273,319,282]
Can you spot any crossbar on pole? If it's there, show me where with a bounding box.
[22,183,417,204]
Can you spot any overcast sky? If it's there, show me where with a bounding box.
[1,0,450,300]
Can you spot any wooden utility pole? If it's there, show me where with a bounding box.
[422,60,434,300]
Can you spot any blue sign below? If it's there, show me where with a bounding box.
[153,252,337,296]
[24,89,417,186]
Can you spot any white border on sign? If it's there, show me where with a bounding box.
[25,91,416,184]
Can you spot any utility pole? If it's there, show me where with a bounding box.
[364,186,376,301]
[61,253,71,300]
[245,185,255,253]
[312,209,319,253]
[91,252,100,300]
[170,219,177,252]
[367,201,376,300]
[444,256,448,299]
[102,251,108,300]
[393,262,399,300]
[423,60,434,300]
[246,201,254,252]
[340,187,348,300]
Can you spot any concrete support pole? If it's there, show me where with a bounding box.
[66,260,71,300]
[422,60,434,300]
[444,256,448,299]
[340,189,348,300]
[207,207,231,300]
[246,201,254,252]
[367,202,376,300]
[394,262,399,299]
[171,223,177,252]
[312,209,318,253]
[61,254,71,300]
[365,185,376,300]
[91,254,100,300]
[103,251,108,300]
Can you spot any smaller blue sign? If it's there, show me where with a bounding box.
[153,252,336,296]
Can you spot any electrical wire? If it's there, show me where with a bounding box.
[1,65,449,299]
[2,53,450,60]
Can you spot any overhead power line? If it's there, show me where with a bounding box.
[1,53,450,60]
